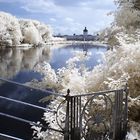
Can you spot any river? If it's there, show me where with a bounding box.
[0,43,107,139]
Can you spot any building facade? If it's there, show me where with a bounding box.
[54,27,99,41]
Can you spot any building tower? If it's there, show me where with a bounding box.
[83,27,88,36]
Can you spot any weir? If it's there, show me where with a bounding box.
[0,78,128,140]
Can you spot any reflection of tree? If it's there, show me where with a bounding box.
[0,46,51,79]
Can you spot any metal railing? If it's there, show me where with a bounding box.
[62,88,128,140]
[0,133,24,140]
[0,78,128,140]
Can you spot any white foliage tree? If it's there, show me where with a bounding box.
[0,12,23,45]
[20,20,42,45]
[114,0,140,29]
[0,11,53,46]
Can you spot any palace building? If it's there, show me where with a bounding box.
[55,27,99,41]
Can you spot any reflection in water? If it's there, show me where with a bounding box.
[0,44,107,80]
[50,44,107,70]
[0,46,51,79]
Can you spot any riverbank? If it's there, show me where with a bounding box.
[0,40,109,50]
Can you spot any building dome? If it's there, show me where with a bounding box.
[83,27,88,35]
[83,27,88,32]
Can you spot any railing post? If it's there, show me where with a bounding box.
[122,87,128,140]
[64,89,81,140]
[64,89,70,140]
[70,96,80,140]
[113,89,125,140]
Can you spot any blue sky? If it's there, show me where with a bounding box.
[0,0,116,35]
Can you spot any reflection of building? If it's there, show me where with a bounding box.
[54,27,99,41]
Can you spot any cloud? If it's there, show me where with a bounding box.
[0,0,116,34]
[49,18,56,22]
[21,0,60,14]
[79,0,116,10]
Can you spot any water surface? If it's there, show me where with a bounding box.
[0,43,107,139]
